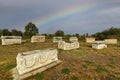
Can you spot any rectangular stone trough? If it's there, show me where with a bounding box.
[53,37,62,43]
[104,39,117,44]
[86,37,95,43]
[92,41,107,49]
[58,41,79,50]
[12,49,61,80]
[31,35,45,43]
[69,37,78,42]
[1,36,22,45]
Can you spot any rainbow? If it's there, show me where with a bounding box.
[33,4,96,27]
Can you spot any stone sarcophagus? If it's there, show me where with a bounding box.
[58,41,79,50]
[86,37,95,43]
[92,41,107,49]
[16,49,59,75]
[104,39,117,44]
[69,37,78,42]
[12,49,61,80]
[31,35,45,43]
[1,36,22,45]
[53,37,62,43]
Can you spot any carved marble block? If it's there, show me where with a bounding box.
[1,36,22,45]
[86,37,95,43]
[16,49,58,75]
[31,35,45,43]
[53,37,62,43]
[58,41,79,50]
[104,39,117,44]
[92,41,107,49]
[69,37,78,42]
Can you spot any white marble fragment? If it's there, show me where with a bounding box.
[58,41,79,50]
[69,37,78,42]
[86,37,95,43]
[16,49,58,75]
[53,37,62,43]
[1,36,22,45]
[92,41,107,49]
[104,39,117,44]
[31,35,45,43]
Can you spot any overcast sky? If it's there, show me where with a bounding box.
[0,0,120,34]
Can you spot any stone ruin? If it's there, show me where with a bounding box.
[86,37,95,43]
[53,37,62,43]
[31,35,45,43]
[13,49,61,80]
[69,37,78,42]
[104,39,117,44]
[92,41,107,49]
[58,41,79,50]
[1,36,22,45]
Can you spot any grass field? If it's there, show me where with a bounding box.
[0,40,120,80]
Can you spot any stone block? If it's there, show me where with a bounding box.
[104,39,117,44]
[69,37,78,42]
[92,41,107,49]
[31,35,45,43]
[53,37,62,43]
[1,36,22,45]
[58,41,79,50]
[12,49,61,80]
[86,37,95,43]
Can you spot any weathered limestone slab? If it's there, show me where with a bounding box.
[69,37,78,42]
[31,35,45,43]
[53,37,62,43]
[58,41,79,50]
[86,37,95,43]
[104,39,117,44]
[92,41,107,49]
[13,49,61,80]
[1,36,22,45]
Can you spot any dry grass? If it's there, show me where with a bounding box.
[0,40,120,80]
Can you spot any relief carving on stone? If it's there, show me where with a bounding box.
[16,49,58,75]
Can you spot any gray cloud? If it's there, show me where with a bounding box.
[0,0,120,34]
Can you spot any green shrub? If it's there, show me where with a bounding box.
[95,65,109,73]
[61,68,70,74]
[35,72,44,80]
[82,64,88,69]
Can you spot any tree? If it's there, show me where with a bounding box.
[55,30,64,36]
[11,29,18,36]
[75,33,79,38]
[2,29,11,36]
[86,33,89,37]
[24,22,39,37]
[17,31,23,36]
[92,27,120,39]
[11,29,23,36]
[63,34,71,40]
[0,30,2,36]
